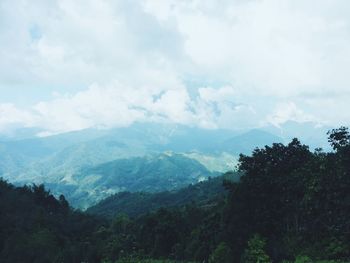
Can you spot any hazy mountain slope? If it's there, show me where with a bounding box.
[0,128,112,180]
[149,125,240,153]
[183,152,238,172]
[0,123,288,208]
[87,172,239,218]
[0,127,44,141]
[0,123,240,185]
[221,129,283,154]
[0,139,53,178]
[263,121,332,150]
[78,153,216,191]
[47,153,218,208]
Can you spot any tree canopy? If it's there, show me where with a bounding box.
[0,128,349,262]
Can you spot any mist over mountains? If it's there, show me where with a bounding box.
[0,121,331,208]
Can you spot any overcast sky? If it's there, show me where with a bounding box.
[0,0,349,136]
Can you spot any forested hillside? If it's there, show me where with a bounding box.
[52,153,219,208]
[86,172,239,218]
[0,127,349,263]
[0,180,101,262]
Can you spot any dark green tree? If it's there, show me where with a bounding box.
[241,234,271,263]
[327,126,350,150]
[209,242,233,263]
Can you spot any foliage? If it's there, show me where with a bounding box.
[327,126,350,150]
[1,128,350,262]
[241,234,271,263]
[0,180,102,263]
[294,255,312,263]
[209,242,233,263]
[87,173,234,218]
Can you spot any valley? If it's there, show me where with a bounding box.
[0,122,289,208]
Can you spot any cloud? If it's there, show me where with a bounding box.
[0,104,37,132]
[0,83,255,136]
[267,102,318,127]
[0,0,185,89]
[32,81,190,135]
[1,0,350,135]
[168,0,350,97]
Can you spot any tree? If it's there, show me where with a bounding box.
[327,127,350,150]
[59,194,69,209]
[241,234,271,263]
[209,242,233,263]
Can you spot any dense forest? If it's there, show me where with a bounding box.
[86,172,238,218]
[0,127,349,262]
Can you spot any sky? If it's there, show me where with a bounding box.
[0,0,349,136]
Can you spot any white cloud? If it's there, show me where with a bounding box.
[178,0,349,97]
[0,83,254,135]
[198,86,236,103]
[0,0,350,135]
[267,102,317,127]
[0,104,37,131]
[32,82,187,135]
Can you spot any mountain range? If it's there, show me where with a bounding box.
[0,121,330,208]
[86,172,239,218]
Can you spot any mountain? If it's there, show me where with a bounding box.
[0,178,101,263]
[0,127,44,141]
[221,129,283,154]
[86,172,239,218]
[0,127,113,180]
[1,129,348,263]
[263,121,332,150]
[0,122,294,208]
[45,153,219,208]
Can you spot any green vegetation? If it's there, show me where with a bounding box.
[42,153,219,209]
[209,242,233,263]
[87,172,238,218]
[0,127,349,262]
[71,153,218,208]
[0,123,281,208]
[241,235,271,263]
[0,180,101,262]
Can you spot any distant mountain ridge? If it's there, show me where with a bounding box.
[0,121,330,208]
[221,129,283,154]
[42,153,218,208]
[86,172,239,218]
